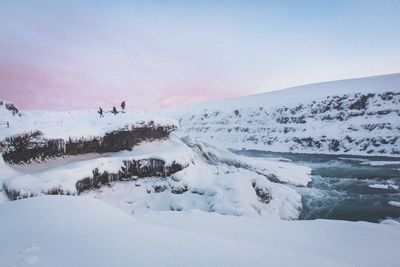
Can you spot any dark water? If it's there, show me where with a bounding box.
[234,150,400,223]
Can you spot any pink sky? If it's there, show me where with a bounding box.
[1,1,400,110]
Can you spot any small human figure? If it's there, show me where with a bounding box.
[121,101,126,111]
[7,121,9,128]
[98,107,104,117]
[112,106,118,115]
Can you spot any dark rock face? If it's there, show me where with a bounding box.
[252,182,271,203]
[349,94,374,110]
[76,158,180,194]
[0,131,64,164]
[4,158,186,200]
[3,184,73,201]
[1,124,176,164]
[329,139,341,152]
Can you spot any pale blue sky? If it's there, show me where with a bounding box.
[0,0,399,109]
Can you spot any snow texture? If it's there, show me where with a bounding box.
[168,73,400,156]
[368,184,399,190]
[0,107,177,141]
[0,196,399,267]
[1,136,309,220]
[2,138,194,197]
[388,201,400,208]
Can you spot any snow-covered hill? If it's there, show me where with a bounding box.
[0,76,399,266]
[169,73,400,156]
[0,196,399,267]
[0,104,311,220]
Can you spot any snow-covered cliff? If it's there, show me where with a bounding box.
[170,73,400,156]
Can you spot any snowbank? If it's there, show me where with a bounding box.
[388,201,400,208]
[183,139,312,186]
[82,138,307,220]
[2,134,309,220]
[368,184,399,190]
[0,196,399,267]
[0,108,177,141]
[3,138,194,198]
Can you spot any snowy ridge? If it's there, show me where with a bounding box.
[0,108,177,141]
[170,73,400,156]
[169,73,400,114]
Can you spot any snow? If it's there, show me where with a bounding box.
[1,133,308,219]
[388,201,400,208]
[380,219,400,225]
[1,74,400,266]
[3,138,194,198]
[185,139,312,186]
[168,73,400,114]
[1,96,313,219]
[361,160,400,166]
[167,73,400,156]
[0,196,399,267]
[368,184,399,190]
[206,144,312,186]
[80,138,307,220]
[0,108,177,141]
[0,157,19,203]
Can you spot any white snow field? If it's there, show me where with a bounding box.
[0,98,311,220]
[0,196,399,267]
[1,74,400,267]
[1,138,193,197]
[1,136,309,220]
[168,73,400,156]
[0,103,177,140]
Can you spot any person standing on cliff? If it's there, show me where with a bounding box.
[98,107,104,117]
[112,106,118,115]
[121,101,126,111]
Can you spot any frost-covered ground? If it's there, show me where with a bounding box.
[1,74,400,266]
[0,99,311,219]
[0,196,399,267]
[168,73,400,156]
[0,103,176,140]
[1,138,192,196]
[1,136,310,220]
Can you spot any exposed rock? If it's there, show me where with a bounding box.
[1,124,176,164]
[75,159,184,194]
[176,90,400,155]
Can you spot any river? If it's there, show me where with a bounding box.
[234,150,400,223]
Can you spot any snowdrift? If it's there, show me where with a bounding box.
[1,136,311,220]
[0,196,399,267]
[0,100,313,220]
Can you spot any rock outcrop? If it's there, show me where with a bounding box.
[1,123,176,164]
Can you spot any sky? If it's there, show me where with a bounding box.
[0,0,400,110]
